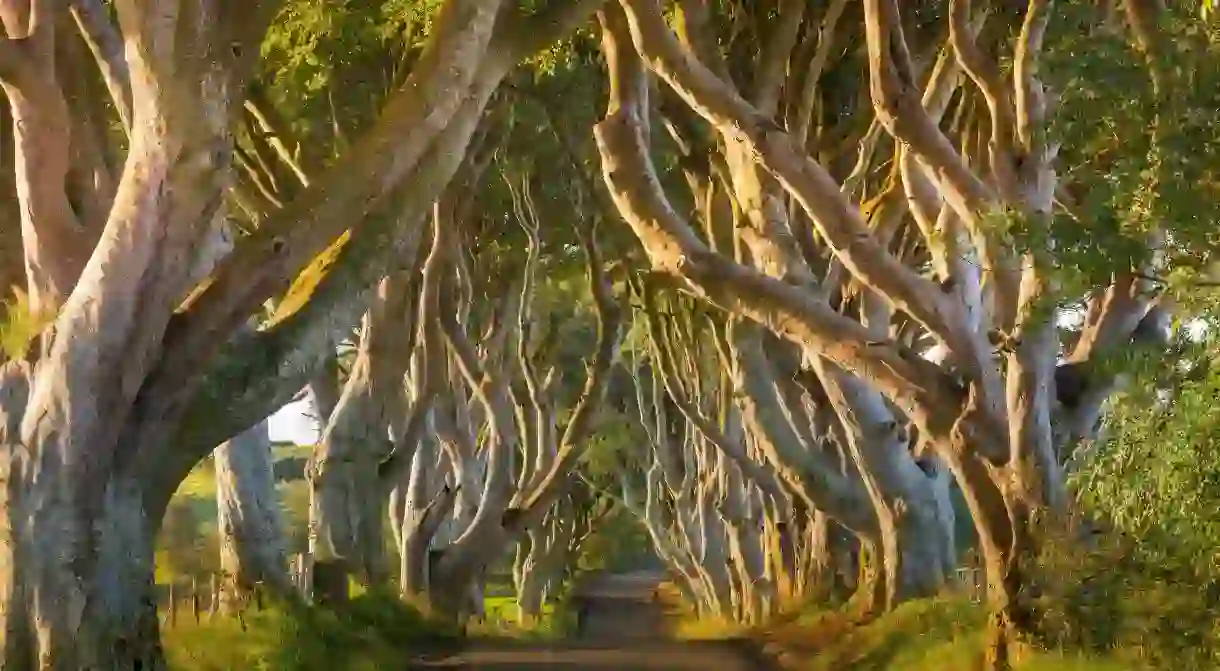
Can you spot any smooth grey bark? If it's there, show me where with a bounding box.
[308,262,430,601]
[814,357,957,608]
[514,500,578,622]
[513,555,547,622]
[79,478,163,667]
[0,361,32,668]
[308,352,341,427]
[214,419,290,609]
[397,434,442,598]
[307,39,515,604]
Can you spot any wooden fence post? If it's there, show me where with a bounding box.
[191,576,201,623]
[167,582,177,627]
[953,567,984,604]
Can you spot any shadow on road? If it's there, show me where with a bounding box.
[405,571,776,670]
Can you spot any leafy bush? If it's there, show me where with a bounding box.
[1074,342,1220,579]
[1029,532,1220,669]
[1056,332,1220,668]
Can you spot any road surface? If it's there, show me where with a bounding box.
[405,571,775,670]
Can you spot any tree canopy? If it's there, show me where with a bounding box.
[0,1,1218,670]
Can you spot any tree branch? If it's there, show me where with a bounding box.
[595,4,960,439]
[156,0,512,391]
[515,216,624,527]
[639,287,791,514]
[135,95,505,513]
[614,0,995,404]
[70,0,132,133]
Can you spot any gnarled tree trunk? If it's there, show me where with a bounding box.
[215,419,290,610]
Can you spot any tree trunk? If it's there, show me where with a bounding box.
[763,515,803,606]
[12,82,246,671]
[214,419,290,611]
[515,557,547,624]
[0,361,32,668]
[515,514,574,623]
[309,446,383,604]
[308,289,406,600]
[944,453,1028,671]
[725,519,768,624]
[802,512,836,600]
[813,356,957,609]
[398,529,431,601]
[10,475,165,670]
[695,490,736,619]
[308,354,341,426]
[397,436,443,599]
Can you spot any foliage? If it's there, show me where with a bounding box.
[0,287,55,361]
[1028,532,1220,670]
[1063,313,1220,669]
[572,504,658,574]
[473,595,572,639]
[156,445,314,586]
[163,590,458,671]
[1074,332,1220,577]
[1045,3,1220,298]
[258,0,432,164]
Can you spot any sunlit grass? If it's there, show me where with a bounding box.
[671,613,746,640]
[759,597,1138,671]
[163,590,459,671]
[469,592,570,639]
[662,582,754,641]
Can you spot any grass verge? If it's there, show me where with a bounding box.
[470,593,575,639]
[163,589,460,670]
[758,597,1137,671]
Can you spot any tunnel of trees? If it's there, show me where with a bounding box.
[0,0,1218,669]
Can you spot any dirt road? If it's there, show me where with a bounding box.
[405,571,775,670]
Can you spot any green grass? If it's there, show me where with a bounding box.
[661,583,753,641]
[761,597,1139,671]
[158,443,570,666]
[156,449,313,585]
[470,591,571,639]
[164,590,460,670]
[671,614,748,640]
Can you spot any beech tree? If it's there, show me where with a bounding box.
[621,350,779,623]
[214,419,290,610]
[0,0,603,667]
[0,0,1213,667]
[299,94,625,616]
[591,0,1211,667]
[307,121,499,602]
[403,166,622,617]
[512,485,610,622]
